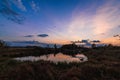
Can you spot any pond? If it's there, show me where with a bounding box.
[14,53,88,64]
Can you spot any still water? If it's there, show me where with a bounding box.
[14,53,88,63]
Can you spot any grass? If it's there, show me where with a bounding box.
[0,46,120,80]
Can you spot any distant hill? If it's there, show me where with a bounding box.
[5,41,61,48]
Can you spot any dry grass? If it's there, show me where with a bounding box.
[0,46,120,80]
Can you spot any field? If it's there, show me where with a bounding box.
[0,46,120,80]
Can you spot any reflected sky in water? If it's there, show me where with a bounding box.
[14,53,88,63]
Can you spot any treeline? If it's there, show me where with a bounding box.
[0,40,120,57]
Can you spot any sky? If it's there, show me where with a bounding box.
[0,0,120,45]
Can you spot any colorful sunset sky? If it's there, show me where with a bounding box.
[0,0,120,45]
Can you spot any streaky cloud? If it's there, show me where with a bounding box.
[24,35,34,37]
[67,0,120,40]
[30,1,40,12]
[11,0,26,11]
[0,0,25,24]
[91,40,100,43]
[37,34,49,37]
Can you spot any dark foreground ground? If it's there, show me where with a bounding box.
[0,46,120,80]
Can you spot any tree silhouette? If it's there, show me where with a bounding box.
[92,44,96,48]
[0,40,6,48]
[54,44,57,50]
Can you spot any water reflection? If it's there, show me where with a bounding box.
[14,53,88,63]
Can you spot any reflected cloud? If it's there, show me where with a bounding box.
[14,53,88,63]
